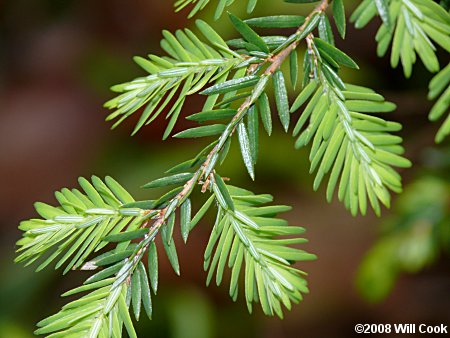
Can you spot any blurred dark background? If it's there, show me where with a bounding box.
[0,1,449,337]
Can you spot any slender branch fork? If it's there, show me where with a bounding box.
[120,0,330,282]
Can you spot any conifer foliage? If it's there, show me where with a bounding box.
[15,0,449,337]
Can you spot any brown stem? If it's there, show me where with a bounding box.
[265,0,329,75]
[140,0,330,254]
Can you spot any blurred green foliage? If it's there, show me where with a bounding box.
[356,147,450,303]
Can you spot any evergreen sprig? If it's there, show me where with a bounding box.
[174,0,259,19]
[104,20,243,138]
[207,183,316,318]
[35,282,136,338]
[351,0,450,142]
[291,36,411,216]
[15,176,150,274]
[428,62,450,142]
[15,0,450,337]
